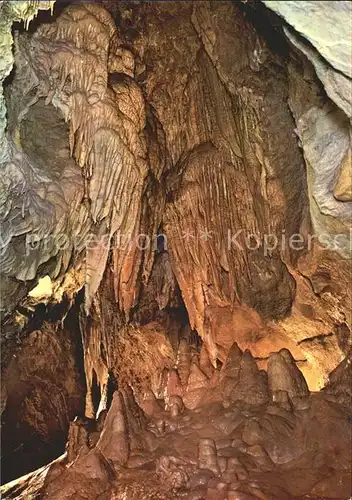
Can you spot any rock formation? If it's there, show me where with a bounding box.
[1,343,351,499]
[0,0,351,497]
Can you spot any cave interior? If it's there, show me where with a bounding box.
[0,0,351,499]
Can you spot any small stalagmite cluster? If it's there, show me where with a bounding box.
[3,342,352,499]
[0,1,351,498]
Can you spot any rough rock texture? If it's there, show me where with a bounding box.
[1,322,84,483]
[126,0,309,363]
[287,56,351,256]
[284,26,352,120]
[0,1,351,493]
[334,148,352,201]
[324,348,352,407]
[1,3,146,317]
[263,0,352,257]
[267,348,309,398]
[80,256,182,418]
[0,0,55,162]
[1,1,349,373]
[1,346,351,500]
[263,1,352,77]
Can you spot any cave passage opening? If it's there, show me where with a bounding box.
[1,288,87,484]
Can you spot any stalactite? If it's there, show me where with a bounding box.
[1,2,351,493]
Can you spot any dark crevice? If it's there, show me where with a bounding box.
[1,290,86,484]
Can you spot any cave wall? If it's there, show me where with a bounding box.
[1,319,85,483]
[0,1,55,163]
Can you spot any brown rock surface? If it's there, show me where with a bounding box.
[1,322,84,483]
[2,346,350,500]
[267,348,309,399]
[1,0,349,393]
[1,1,351,497]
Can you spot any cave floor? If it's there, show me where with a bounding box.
[1,344,351,500]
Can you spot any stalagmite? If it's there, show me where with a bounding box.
[198,439,220,477]
[176,339,192,386]
[96,391,130,467]
[267,348,309,399]
[183,363,210,410]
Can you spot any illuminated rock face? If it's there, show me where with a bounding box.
[0,1,55,162]
[0,1,351,492]
[263,1,352,105]
[1,3,151,318]
[262,0,352,257]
